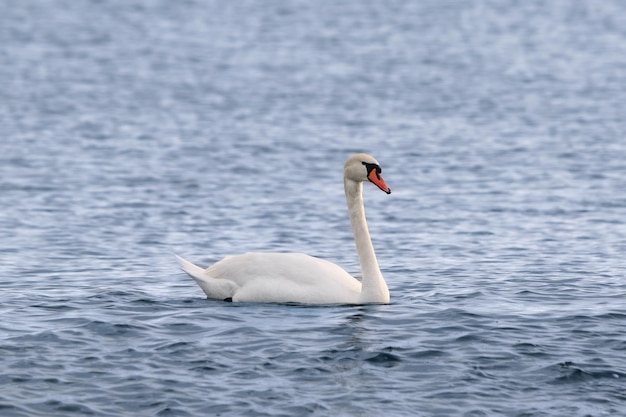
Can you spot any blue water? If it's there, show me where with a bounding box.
[1,0,625,415]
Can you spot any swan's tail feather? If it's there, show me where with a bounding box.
[175,254,206,279]
[175,254,238,300]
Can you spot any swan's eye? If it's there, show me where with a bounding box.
[362,162,381,178]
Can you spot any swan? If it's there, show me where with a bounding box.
[176,153,392,304]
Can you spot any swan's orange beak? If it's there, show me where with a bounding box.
[368,169,391,194]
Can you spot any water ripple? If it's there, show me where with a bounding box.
[2,0,626,416]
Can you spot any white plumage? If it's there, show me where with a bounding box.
[176,153,392,304]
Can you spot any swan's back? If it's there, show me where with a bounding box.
[205,252,362,304]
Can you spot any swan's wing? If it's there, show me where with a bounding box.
[178,252,362,304]
[207,252,362,304]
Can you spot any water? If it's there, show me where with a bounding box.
[1,0,625,415]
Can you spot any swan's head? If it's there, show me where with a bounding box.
[344,153,391,194]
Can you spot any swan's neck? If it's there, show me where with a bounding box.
[344,178,390,304]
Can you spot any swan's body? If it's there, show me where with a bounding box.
[177,153,392,305]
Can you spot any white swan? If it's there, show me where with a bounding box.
[176,153,392,304]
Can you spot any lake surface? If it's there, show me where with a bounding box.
[1,0,625,416]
